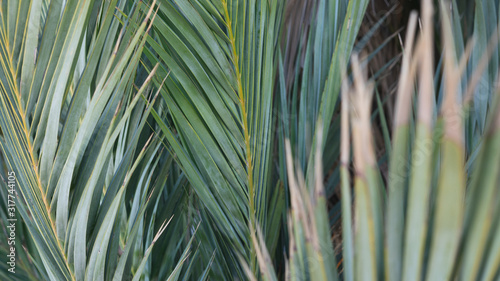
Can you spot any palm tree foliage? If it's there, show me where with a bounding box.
[250,0,500,280]
[0,0,196,280]
[144,0,367,278]
[1,0,500,280]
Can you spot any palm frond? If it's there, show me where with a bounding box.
[0,1,193,280]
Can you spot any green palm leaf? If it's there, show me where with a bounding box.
[1,1,192,280]
[147,0,285,277]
